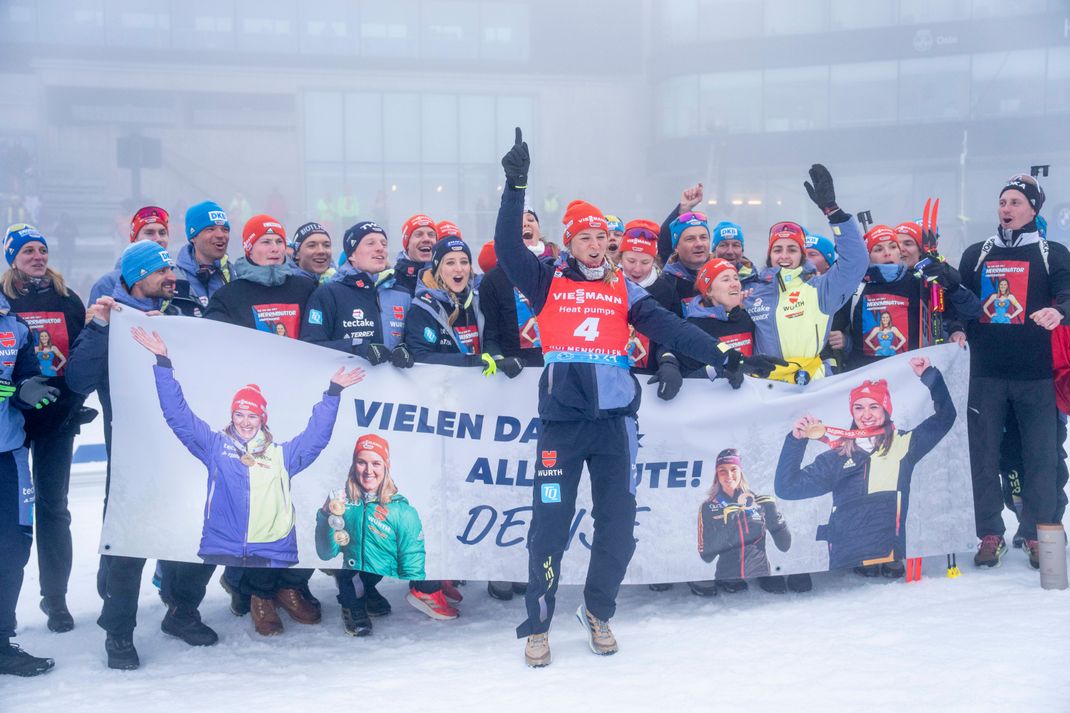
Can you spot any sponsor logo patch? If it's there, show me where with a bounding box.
[540,483,561,504]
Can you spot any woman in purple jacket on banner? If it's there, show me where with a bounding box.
[130,327,363,570]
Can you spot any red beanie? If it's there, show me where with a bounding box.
[130,206,169,243]
[436,220,462,241]
[402,214,436,249]
[694,258,737,294]
[478,241,497,273]
[894,221,922,244]
[623,219,660,243]
[864,225,899,253]
[242,214,286,257]
[767,221,806,257]
[620,235,657,258]
[232,384,268,423]
[354,433,390,468]
[562,200,608,246]
[849,379,893,418]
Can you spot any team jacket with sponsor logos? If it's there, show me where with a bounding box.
[203,259,316,337]
[844,265,980,371]
[662,297,755,377]
[494,186,726,422]
[174,243,231,309]
[479,264,547,367]
[773,366,953,570]
[404,275,485,367]
[392,253,430,297]
[152,362,340,565]
[300,264,412,357]
[0,294,41,453]
[744,215,867,379]
[315,493,425,579]
[698,490,791,580]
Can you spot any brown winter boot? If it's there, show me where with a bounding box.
[275,587,321,624]
[250,595,284,636]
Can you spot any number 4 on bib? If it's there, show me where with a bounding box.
[572,317,600,342]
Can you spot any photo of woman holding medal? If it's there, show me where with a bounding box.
[315,434,426,636]
[130,326,365,569]
[774,356,955,573]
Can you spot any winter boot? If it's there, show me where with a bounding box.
[441,581,464,603]
[853,564,881,578]
[161,606,219,646]
[1012,525,1026,549]
[576,604,617,656]
[974,535,1007,568]
[275,587,321,625]
[881,561,905,579]
[406,588,459,620]
[105,633,139,670]
[340,601,373,637]
[488,581,514,601]
[648,583,673,592]
[0,641,54,677]
[219,573,250,617]
[786,573,813,592]
[757,576,788,594]
[524,633,551,668]
[365,586,391,617]
[511,581,528,595]
[39,596,74,633]
[687,580,719,597]
[1025,540,1040,569]
[299,583,322,619]
[250,595,284,636]
[717,579,750,594]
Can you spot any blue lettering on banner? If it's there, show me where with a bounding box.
[465,458,535,486]
[353,399,484,439]
[634,460,704,488]
[541,483,561,503]
[456,505,651,550]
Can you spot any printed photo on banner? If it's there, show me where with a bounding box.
[315,434,427,580]
[979,260,1027,324]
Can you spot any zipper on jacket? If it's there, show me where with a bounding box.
[206,480,215,520]
[547,363,555,394]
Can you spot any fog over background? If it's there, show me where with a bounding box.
[1,0,1068,300]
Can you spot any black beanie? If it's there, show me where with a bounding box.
[431,237,472,274]
[1000,175,1045,215]
[293,222,329,254]
[343,221,387,257]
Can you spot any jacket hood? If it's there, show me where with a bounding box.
[662,260,699,281]
[233,256,295,287]
[111,280,162,312]
[414,269,473,308]
[864,263,908,284]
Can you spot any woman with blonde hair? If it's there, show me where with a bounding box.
[316,434,425,636]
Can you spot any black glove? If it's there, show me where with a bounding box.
[724,349,788,380]
[390,344,415,369]
[920,259,961,291]
[365,343,390,366]
[17,375,60,410]
[647,355,683,401]
[501,127,530,190]
[755,495,782,526]
[803,163,839,216]
[496,356,524,379]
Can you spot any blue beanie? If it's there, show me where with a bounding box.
[4,223,47,265]
[185,201,230,241]
[669,212,710,250]
[711,221,744,248]
[804,231,836,266]
[121,241,176,287]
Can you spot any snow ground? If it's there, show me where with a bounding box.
[3,469,1068,713]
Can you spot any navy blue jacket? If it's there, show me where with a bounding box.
[0,294,42,453]
[404,275,484,367]
[494,186,726,422]
[300,264,412,358]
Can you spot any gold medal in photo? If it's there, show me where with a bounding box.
[333,530,350,546]
[328,499,346,516]
[805,422,827,440]
[240,453,255,467]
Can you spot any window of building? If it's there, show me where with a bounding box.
[899,55,970,122]
[298,0,354,55]
[829,0,898,30]
[383,94,422,162]
[658,75,701,138]
[1048,47,1070,114]
[105,0,170,47]
[423,94,460,163]
[970,0,1047,18]
[480,1,529,60]
[830,61,898,127]
[423,1,479,60]
[971,49,1046,118]
[360,1,418,58]
[495,96,533,152]
[172,0,234,50]
[459,95,496,163]
[701,71,762,134]
[763,0,828,35]
[38,0,105,45]
[235,0,296,51]
[899,0,971,24]
[763,66,828,132]
[698,0,763,39]
[344,92,383,162]
[304,92,345,162]
[657,0,699,44]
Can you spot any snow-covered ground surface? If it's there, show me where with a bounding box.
[4,467,1068,712]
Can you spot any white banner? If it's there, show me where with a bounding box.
[103,309,975,583]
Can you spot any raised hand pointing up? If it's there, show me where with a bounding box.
[501,126,530,190]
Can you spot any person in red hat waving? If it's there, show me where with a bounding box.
[130,326,364,636]
[495,128,783,667]
[774,356,954,573]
